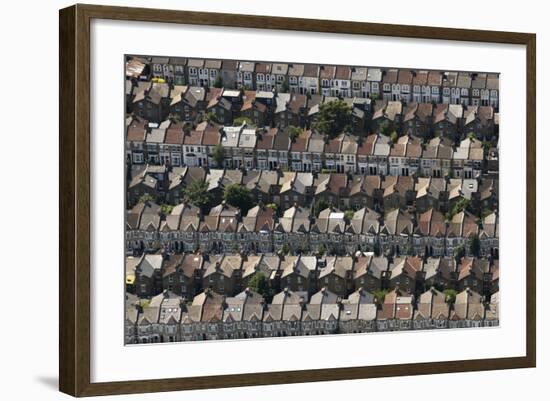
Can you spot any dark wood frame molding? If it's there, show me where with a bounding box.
[59,3,536,397]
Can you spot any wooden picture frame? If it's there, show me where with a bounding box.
[59,3,536,397]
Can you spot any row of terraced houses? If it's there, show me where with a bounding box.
[126,252,499,300]
[125,286,499,343]
[126,201,498,258]
[127,164,497,213]
[126,56,499,108]
[127,119,498,176]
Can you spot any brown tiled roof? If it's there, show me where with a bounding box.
[382,69,398,84]
[183,129,204,145]
[417,209,432,236]
[319,65,336,79]
[206,87,223,107]
[325,136,342,154]
[397,69,413,85]
[334,65,351,80]
[328,174,347,195]
[357,140,374,156]
[256,127,277,150]
[478,106,494,124]
[412,70,428,86]
[427,70,443,86]
[255,63,271,74]
[288,94,307,114]
[406,142,422,158]
[430,210,446,236]
[303,64,320,78]
[164,123,184,144]
[458,258,474,281]
[273,130,290,151]
[396,175,414,194]
[290,130,310,152]
[181,253,203,277]
[127,118,147,142]
[433,103,448,124]
[390,143,406,157]
[221,59,238,70]
[201,123,221,146]
[254,207,275,232]
[416,103,433,122]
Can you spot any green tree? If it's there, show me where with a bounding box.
[281,243,290,255]
[160,204,174,216]
[182,180,212,211]
[247,272,272,300]
[311,99,352,138]
[288,126,302,142]
[443,289,458,304]
[373,240,381,256]
[213,75,223,88]
[389,131,398,143]
[405,244,415,256]
[468,233,481,258]
[317,244,327,257]
[211,143,225,168]
[233,116,253,127]
[280,80,289,93]
[454,244,466,263]
[373,289,390,305]
[138,193,154,204]
[223,184,253,214]
[344,210,355,223]
[313,199,329,217]
[380,120,396,137]
[446,197,470,220]
[205,111,219,124]
[266,203,278,212]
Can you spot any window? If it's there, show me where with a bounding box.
[189,67,197,75]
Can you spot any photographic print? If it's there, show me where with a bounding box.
[124,56,499,344]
